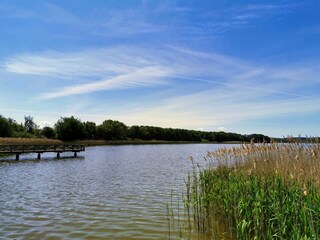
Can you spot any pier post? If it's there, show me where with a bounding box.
[0,144,85,160]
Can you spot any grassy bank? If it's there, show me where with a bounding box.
[185,139,320,239]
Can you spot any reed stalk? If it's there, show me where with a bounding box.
[185,139,320,239]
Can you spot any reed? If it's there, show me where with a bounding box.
[185,139,320,239]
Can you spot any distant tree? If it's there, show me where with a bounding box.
[246,134,271,143]
[41,126,56,139]
[0,115,13,137]
[215,131,228,142]
[83,121,97,139]
[8,118,25,132]
[55,116,85,141]
[24,115,37,133]
[139,126,151,140]
[128,125,142,139]
[0,114,273,143]
[97,120,127,140]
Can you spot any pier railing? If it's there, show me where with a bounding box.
[0,144,85,160]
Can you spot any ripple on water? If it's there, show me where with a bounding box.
[0,144,230,239]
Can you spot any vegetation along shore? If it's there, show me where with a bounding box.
[184,138,320,239]
[0,115,270,143]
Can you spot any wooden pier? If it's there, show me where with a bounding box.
[0,144,85,160]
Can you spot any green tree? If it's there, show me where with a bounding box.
[8,118,25,133]
[215,131,228,142]
[246,134,270,143]
[41,126,56,139]
[0,115,13,137]
[139,126,151,140]
[55,116,85,141]
[83,121,97,139]
[24,115,37,133]
[97,120,127,140]
[128,125,142,139]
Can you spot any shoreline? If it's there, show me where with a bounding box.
[0,137,245,146]
[69,139,245,146]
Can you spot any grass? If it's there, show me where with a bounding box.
[184,139,320,239]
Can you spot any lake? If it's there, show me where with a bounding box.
[0,144,231,239]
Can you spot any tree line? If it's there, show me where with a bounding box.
[0,115,271,143]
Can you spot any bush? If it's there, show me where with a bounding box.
[41,126,56,139]
[0,116,13,137]
[55,116,85,141]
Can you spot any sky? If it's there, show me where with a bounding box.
[0,0,319,137]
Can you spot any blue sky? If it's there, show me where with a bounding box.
[0,0,319,137]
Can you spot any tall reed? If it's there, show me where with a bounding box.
[185,139,320,239]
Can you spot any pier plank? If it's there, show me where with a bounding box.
[0,144,85,159]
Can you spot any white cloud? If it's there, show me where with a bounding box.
[5,47,319,97]
[38,121,54,128]
[4,48,147,79]
[3,46,320,132]
[218,127,226,131]
[109,87,320,131]
[38,66,169,99]
[4,46,320,101]
[199,3,301,34]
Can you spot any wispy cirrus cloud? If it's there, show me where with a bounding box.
[4,45,319,100]
[3,45,320,135]
[200,2,300,33]
[100,10,166,35]
[3,46,174,100]
[4,49,139,79]
[37,66,169,99]
[114,91,320,129]
[4,46,179,79]
[0,1,302,43]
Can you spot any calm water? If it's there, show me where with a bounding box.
[0,144,229,239]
